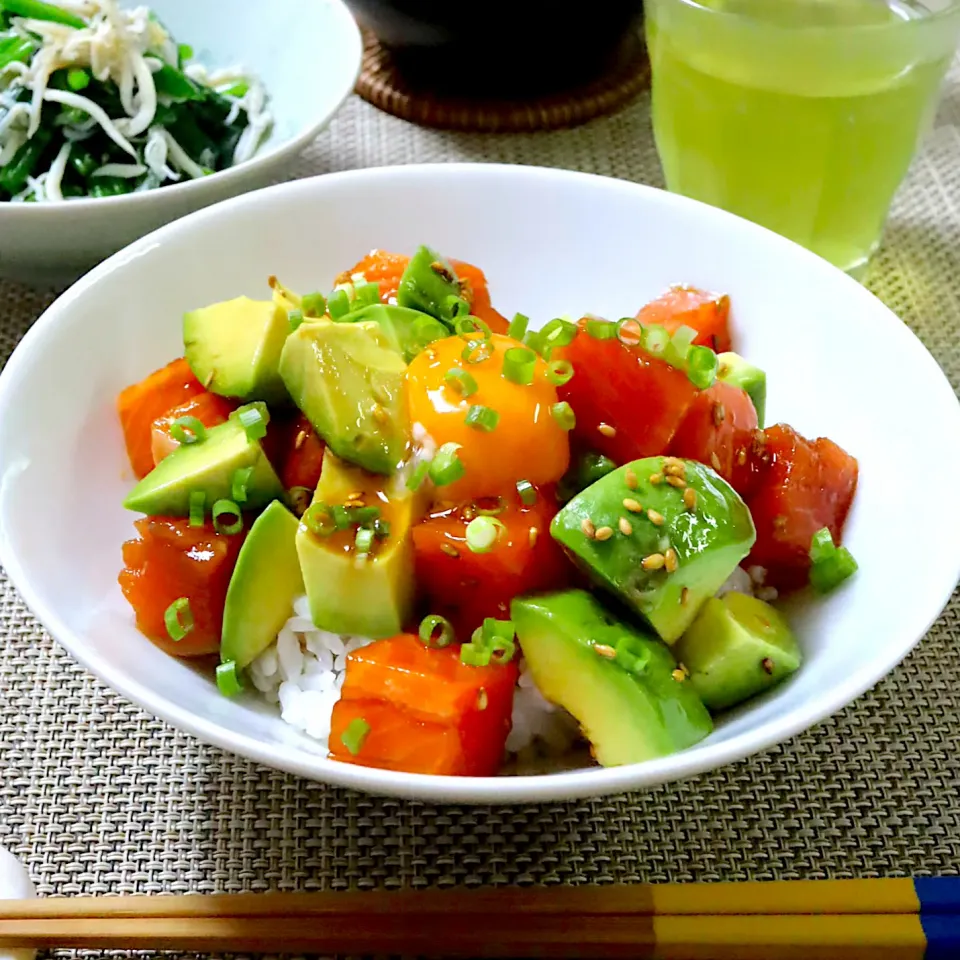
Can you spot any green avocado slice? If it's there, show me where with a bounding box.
[550,457,756,644]
[220,501,304,669]
[123,403,283,516]
[511,590,713,766]
[674,592,802,711]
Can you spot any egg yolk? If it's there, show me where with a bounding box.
[406,333,570,502]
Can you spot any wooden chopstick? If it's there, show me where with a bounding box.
[0,878,937,919]
[2,882,956,957]
[0,912,933,958]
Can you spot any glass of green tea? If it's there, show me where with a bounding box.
[645,0,960,277]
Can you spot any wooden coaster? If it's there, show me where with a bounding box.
[355,32,650,134]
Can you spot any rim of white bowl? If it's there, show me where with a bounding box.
[0,0,362,217]
[2,163,959,804]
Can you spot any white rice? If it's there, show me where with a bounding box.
[252,563,772,762]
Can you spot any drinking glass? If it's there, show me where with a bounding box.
[645,0,960,277]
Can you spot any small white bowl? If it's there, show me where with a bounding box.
[0,0,361,288]
[1,164,958,804]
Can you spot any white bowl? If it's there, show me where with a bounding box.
[0,0,361,288]
[1,164,958,804]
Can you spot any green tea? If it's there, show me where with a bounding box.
[646,0,958,275]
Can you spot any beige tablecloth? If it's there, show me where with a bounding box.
[1,55,960,953]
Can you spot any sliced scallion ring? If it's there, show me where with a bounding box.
[170,416,206,446]
[237,405,267,441]
[465,515,506,553]
[507,313,529,341]
[464,404,499,432]
[462,339,494,364]
[405,459,432,492]
[188,490,205,527]
[212,499,243,535]
[444,296,472,323]
[419,614,455,649]
[444,368,478,397]
[516,479,537,506]
[616,317,644,347]
[686,344,719,389]
[502,346,537,385]
[164,597,194,642]
[547,359,574,386]
[303,502,336,537]
[429,443,465,487]
[340,717,371,755]
[231,466,253,503]
[216,660,244,697]
[586,317,617,340]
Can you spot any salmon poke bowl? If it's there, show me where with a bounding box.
[0,164,958,802]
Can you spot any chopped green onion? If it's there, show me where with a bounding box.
[465,404,499,432]
[686,345,719,389]
[614,643,650,676]
[330,505,352,530]
[164,597,194,642]
[287,486,312,518]
[455,315,492,340]
[586,318,617,340]
[288,308,304,331]
[617,317,644,347]
[507,313,529,341]
[340,717,371,755]
[664,324,698,369]
[502,346,537,385]
[551,401,576,431]
[178,43,194,63]
[216,660,244,697]
[547,359,574,386]
[488,635,517,664]
[539,318,578,349]
[327,289,350,320]
[482,618,515,641]
[419,614,455,649]
[444,296,472,322]
[170,416,206,446]
[347,505,381,526]
[188,491,205,528]
[516,480,538,506]
[66,67,89,91]
[808,527,858,593]
[810,548,858,593]
[428,443,465,487]
[353,282,381,308]
[459,642,492,667]
[465,515,505,553]
[406,459,432,492]
[232,466,253,503]
[301,292,327,318]
[461,339,493,364]
[643,325,671,356]
[303,502,336,537]
[809,527,835,564]
[373,518,391,540]
[354,527,375,557]
[237,405,268,441]
[445,368,478,397]
[212,499,243,535]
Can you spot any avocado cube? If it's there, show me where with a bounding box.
[511,590,712,766]
[183,296,290,404]
[279,320,410,475]
[342,304,449,363]
[674,592,802,712]
[123,403,284,516]
[221,500,305,669]
[717,351,766,427]
[296,451,427,638]
[550,457,756,644]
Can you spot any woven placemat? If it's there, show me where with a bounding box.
[354,31,650,133]
[1,58,960,960]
